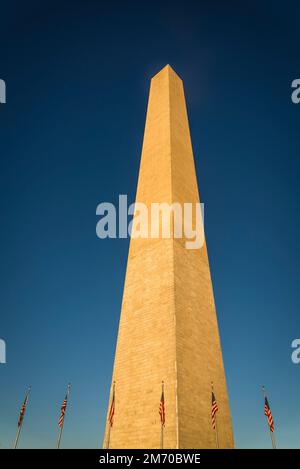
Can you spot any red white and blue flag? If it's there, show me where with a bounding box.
[109,386,115,427]
[58,388,70,428]
[211,391,219,430]
[159,385,165,427]
[264,397,274,433]
[18,392,30,428]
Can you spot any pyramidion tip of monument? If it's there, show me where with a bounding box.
[152,64,182,81]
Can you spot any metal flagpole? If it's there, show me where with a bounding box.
[211,382,219,449]
[106,424,111,450]
[214,414,220,449]
[13,425,21,450]
[14,385,31,449]
[57,421,64,449]
[271,429,276,450]
[106,381,115,449]
[57,383,70,449]
[262,386,276,449]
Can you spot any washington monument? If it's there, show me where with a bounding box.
[104,65,234,448]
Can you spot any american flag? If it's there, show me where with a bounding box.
[58,391,69,428]
[159,386,165,427]
[108,386,115,427]
[211,391,218,430]
[264,397,274,433]
[18,393,29,428]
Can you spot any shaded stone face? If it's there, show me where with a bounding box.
[104,65,234,449]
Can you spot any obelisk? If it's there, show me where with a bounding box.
[104,65,234,449]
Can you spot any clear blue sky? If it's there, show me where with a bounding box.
[0,0,299,448]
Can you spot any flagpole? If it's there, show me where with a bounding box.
[106,424,111,450]
[271,430,276,450]
[57,421,63,449]
[106,381,115,449]
[262,386,276,449]
[214,414,220,449]
[14,385,31,449]
[57,383,70,449]
[13,424,22,450]
[160,381,164,450]
[211,382,219,449]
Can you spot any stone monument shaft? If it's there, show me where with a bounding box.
[104,65,234,449]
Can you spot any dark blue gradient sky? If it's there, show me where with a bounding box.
[0,0,299,448]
